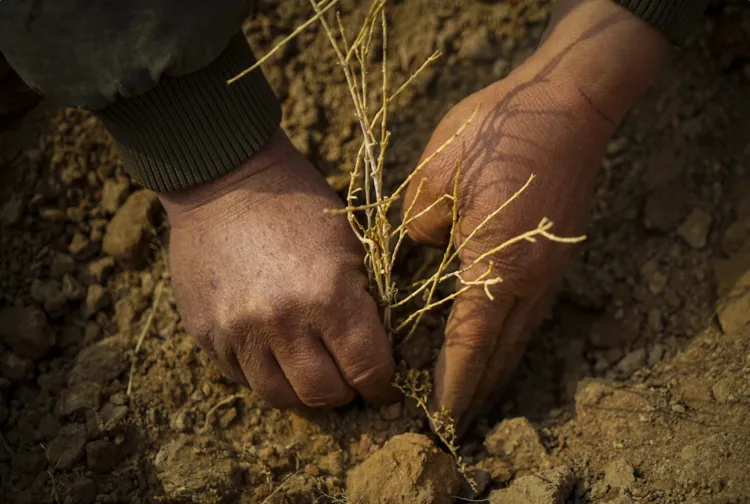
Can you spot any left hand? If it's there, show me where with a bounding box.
[402,0,670,431]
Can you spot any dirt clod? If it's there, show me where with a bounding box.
[68,337,128,385]
[484,417,551,471]
[85,439,122,473]
[55,381,102,418]
[46,422,87,469]
[0,352,33,382]
[102,189,160,268]
[346,433,460,504]
[677,208,713,249]
[604,458,636,490]
[489,466,574,504]
[0,306,54,360]
[153,436,243,503]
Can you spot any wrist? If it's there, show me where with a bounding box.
[520,0,669,126]
[157,131,296,224]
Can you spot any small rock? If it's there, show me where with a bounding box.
[648,344,665,366]
[69,337,128,385]
[347,433,459,504]
[712,379,737,404]
[99,402,129,426]
[83,284,110,318]
[30,279,67,315]
[12,448,47,474]
[643,186,687,231]
[489,466,574,504]
[154,436,243,501]
[218,407,237,429]
[716,269,750,334]
[0,193,24,225]
[101,178,130,213]
[102,190,160,268]
[616,348,647,376]
[50,253,75,279]
[47,423,87,469]
[40,208,67,222]
[85,439,123,473]
[721,216,750,255]
[114,298,136,335]
[379,402,403,420]
[169,410,194,433]
[677,208,712,249]
[671,403,686,413]
[61,274,86,301]
[66,478,97,504]
[0,352,33,382]
[68,231,95,259]
[0,306,55,360]
[485,417,550,470]
[604,458,636,490]
[55,381,102,418]
[84,257,115,285]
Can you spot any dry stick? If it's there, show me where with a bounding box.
[390,172,535,310]
[126,279,165,396]
[226,0,339,85]
[199,394,243,433]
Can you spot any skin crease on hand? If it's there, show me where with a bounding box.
[403,0,670,434]
[158,131,398,410]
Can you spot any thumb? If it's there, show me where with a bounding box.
[401,162,455,247]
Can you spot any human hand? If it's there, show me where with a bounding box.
[403,0,670,431]
[159,131,397,409]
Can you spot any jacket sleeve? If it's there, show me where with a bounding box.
[613,0,712,43]
[0,1,281,192]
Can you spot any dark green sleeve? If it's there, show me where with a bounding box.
[0,1,281,192]
[613,0,712,42]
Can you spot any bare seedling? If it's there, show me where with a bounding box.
[230,0,583,491]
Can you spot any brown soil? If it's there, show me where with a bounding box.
[2,1,750,503]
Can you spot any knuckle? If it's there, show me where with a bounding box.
[298,387,352,409]
[343,359,394,390]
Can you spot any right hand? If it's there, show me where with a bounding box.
[158,131,397,409]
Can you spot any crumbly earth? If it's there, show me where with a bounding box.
[1,1,750,503]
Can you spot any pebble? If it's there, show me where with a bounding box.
[50,252,75,279]
[218,407,237,429]
[68,230,95,259]
[711,379,737,403]
[0,306,55,360]
[677,209,713,249]
[616,348,647,376]
[61,274,86,301]
[648,344,665,366]
[100,177,130,213]
[69,337,128,385]
[47,423,87,469]
[83,257,116,285]
[169,410,194,433]
[0,352,33,382]
[100,403,129,426]
[82,284,110,318]
[55,381,102,418]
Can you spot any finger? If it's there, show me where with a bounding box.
[402,171,454,247]
[273,336,357,409]
[457,287,557,435]
[237,346,303,410]
[432,271,515,424]
[322,291,398,405]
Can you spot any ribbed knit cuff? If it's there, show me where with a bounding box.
[614,0,711,43]
[95,33,281,192]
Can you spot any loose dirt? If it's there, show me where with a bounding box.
[1,1,749,503]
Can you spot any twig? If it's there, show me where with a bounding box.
[227,0,340,85]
